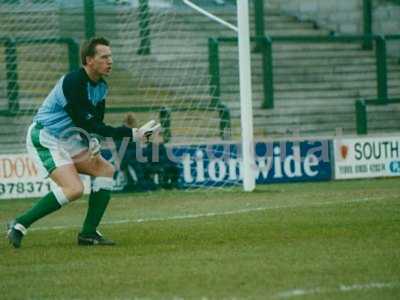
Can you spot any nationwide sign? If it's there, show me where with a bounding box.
[0,154,90,200]
[172,139,332,187]
[333,136,400,179]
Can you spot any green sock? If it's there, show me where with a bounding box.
[81,189,111,236]
[16,192,62,228]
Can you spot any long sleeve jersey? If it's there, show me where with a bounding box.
[34,68,132,139]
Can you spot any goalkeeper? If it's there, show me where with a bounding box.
[7,37,160,248]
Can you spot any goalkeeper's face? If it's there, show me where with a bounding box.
[89,44,113,78]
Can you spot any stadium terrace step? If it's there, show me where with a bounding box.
[228,99,354,114]
[273,43,362,51]
[221,72,400,85]
[1,1,400,153]
[272,49,374,59]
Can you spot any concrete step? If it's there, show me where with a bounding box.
[274,56,377,67]
[272,43,363,51]
[219,80,397,95]
[221,71,400,85]
[234,122,358,138]
[1,0,400,146]
[252,114,356,129]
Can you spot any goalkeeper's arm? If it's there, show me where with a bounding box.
[65,102,160,141]
[87,120,160,158]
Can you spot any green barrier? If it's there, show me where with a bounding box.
[376,36,388,102]
[211,35,390,111]
[386,35,400,64]
[208,38,221,107]
[253,0,265,52]
[4,38,19,113]
[268,35,389,104]
[218,103,231,140]
[15,37,80,72]
[158,105,231,141]
[107,104,231,141]
[84,0,96,39]
[0,36,230,141]
[0,37,80,116]
[261,36,273,108]
[355,100,367,135]
[210,36,274,109]
[362,0,373,49]
[355,98,400,134]
[137,0,151,55]
[160,107,171,143]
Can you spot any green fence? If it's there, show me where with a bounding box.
[354,35,400,135]
[82,0,151,54]
[388,0,400,5]
[386,34,400,63]
[0,37,79,116]
[0,36,230,140]
[208,36,274,109]
[209,34,393,111]
[362,0,373,49]
[355,98,400,134]
[271,35,390,104]
[107,105,231,142]
[84,0,96,40]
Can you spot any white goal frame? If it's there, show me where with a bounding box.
[182,0,256,191]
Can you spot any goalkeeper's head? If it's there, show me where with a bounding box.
[81,37,113,80]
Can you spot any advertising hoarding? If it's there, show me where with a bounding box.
[172,139,332,187]
[334,136,400,179]
[0,154,90,200]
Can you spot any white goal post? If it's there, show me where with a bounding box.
[237,0,256,191]
[182,0,256,191]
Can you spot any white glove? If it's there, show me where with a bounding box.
[89,137,101,158]
[132,120,161,141]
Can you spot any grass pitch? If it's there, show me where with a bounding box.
[1,178,399,300]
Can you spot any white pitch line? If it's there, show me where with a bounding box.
[29,196,385,232]
[276,281,400,299]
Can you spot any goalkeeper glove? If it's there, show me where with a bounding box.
[132,120,161,141]
[89,137,101,158]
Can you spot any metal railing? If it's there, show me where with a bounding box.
[83,0,151,54]
[137,0,151,55]
[363,0,373,49]
[253,0,265,52]
[271,35,390,104]
[208,36,274,109]
[388,0,400,5]
[208,34,392,111]
[157,105,231,142]
[353,35,400,134]
[0,36,230,141]
[84,0,96,39]
[0,37,79,115]
[386,34,400,63]
[355,98,400,134]
[107,104,231,142]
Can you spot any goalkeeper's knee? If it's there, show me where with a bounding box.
[50,183,83,204]
[91,176,114,192]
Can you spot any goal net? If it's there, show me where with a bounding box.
[0,0,252,190]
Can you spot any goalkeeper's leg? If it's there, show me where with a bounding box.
[7,123,86,248]
[7,164,84,248]
[74,152,116,246]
